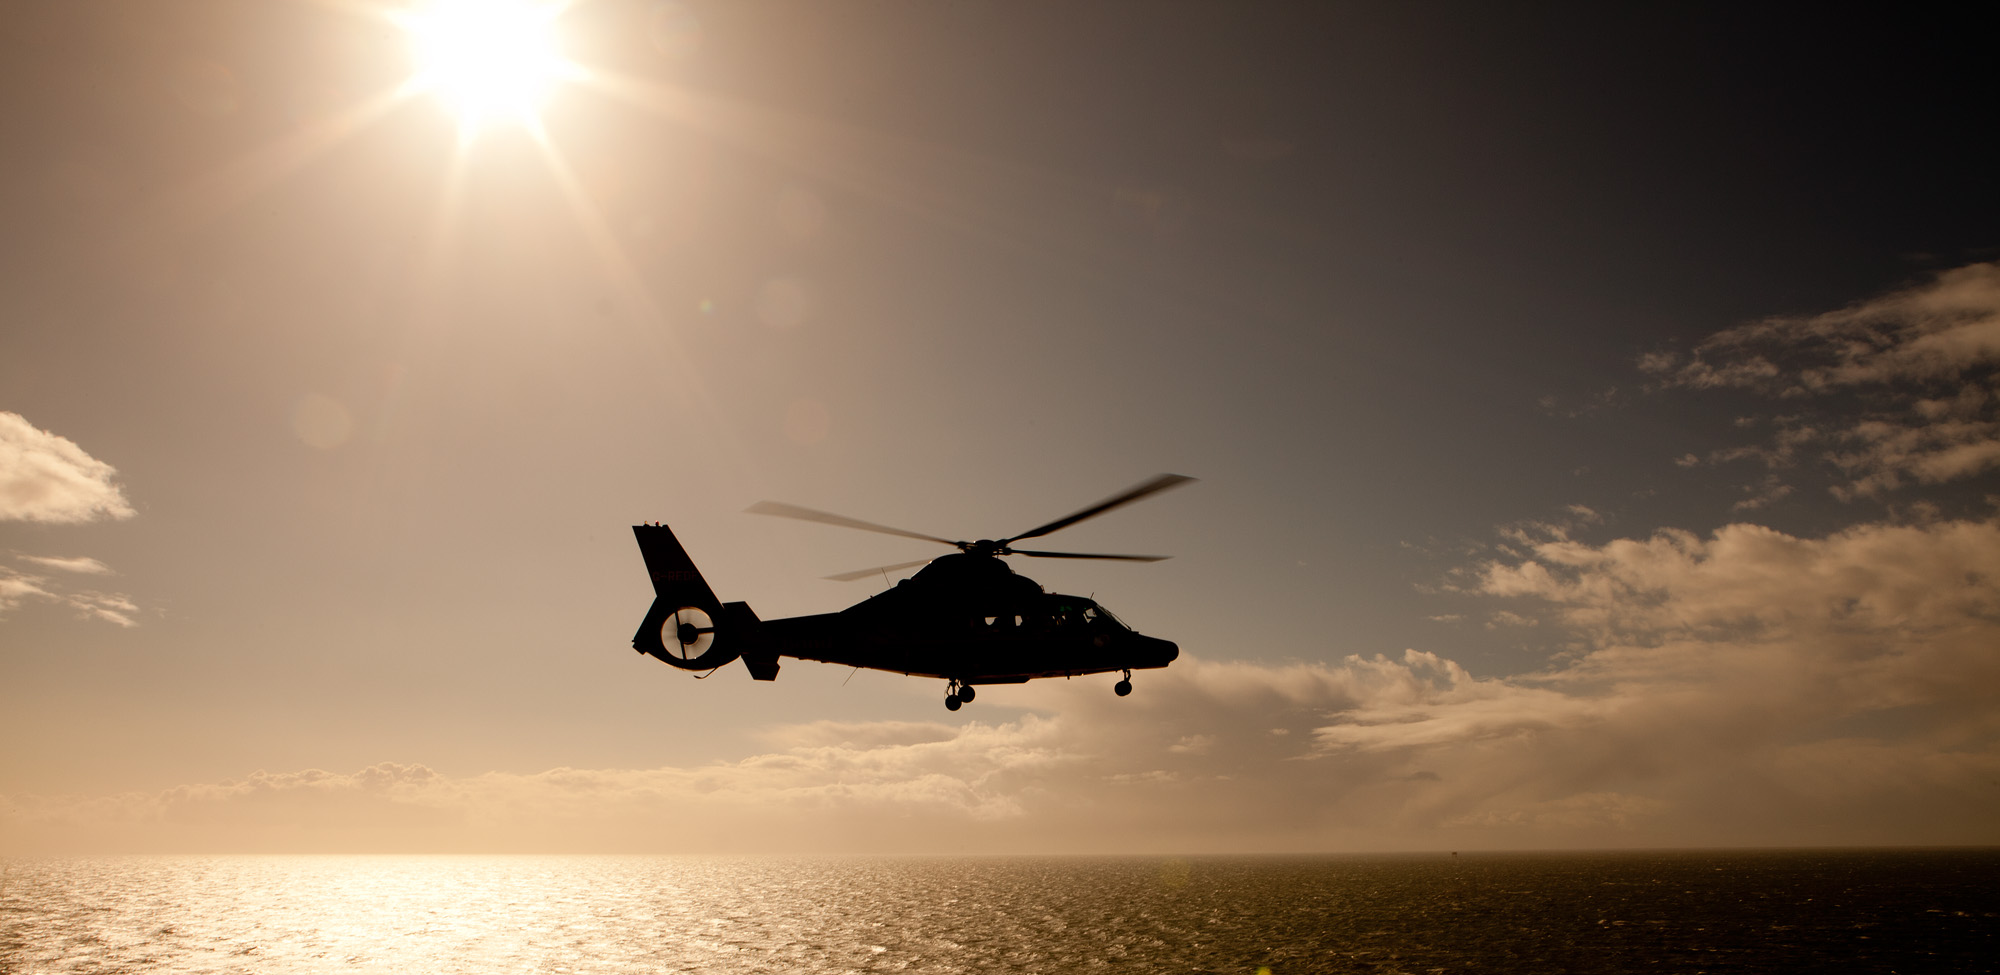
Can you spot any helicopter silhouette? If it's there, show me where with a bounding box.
[632,474,1190,710]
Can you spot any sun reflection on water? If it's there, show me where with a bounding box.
[3,852,1992,974]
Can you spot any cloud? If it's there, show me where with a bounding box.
[12,508,1999,855]
[1473,516,2000,660]
[1728,474,1793,511]
[0,412,135,523]
[1650,262,2000,393]
[18,554,112,574]
[1642,262,2000,502]
[1825,409,2000,500]
[1461,515,2000,832]
[1,557,137,626]
[757,720,962,750]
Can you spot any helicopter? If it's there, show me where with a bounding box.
[631,474,1190,710]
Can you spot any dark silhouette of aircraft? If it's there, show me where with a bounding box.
[632,475,1190,709]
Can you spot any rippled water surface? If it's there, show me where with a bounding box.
[3,851,1994,973]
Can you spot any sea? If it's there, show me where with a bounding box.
[2,850,1993,974]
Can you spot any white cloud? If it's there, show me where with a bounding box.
[0,560,137,626]
[1474,516,2000,663]
[0,412,135,523]
[18,555,112,574]
[1643,262,2000,502]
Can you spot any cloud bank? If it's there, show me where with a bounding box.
[0,411,135,523]
[11,508,1996,854]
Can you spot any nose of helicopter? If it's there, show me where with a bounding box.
[1137,634,1179,667]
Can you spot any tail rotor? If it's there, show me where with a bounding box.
[632,524,746,672]
[666,606,715,660]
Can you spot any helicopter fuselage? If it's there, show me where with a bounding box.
[753,600,1180,684]
[631,525,1178,698]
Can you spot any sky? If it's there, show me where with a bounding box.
[2,0,1996,854]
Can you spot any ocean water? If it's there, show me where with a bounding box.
[2,851,1993,974]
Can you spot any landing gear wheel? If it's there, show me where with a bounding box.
[945,694,963,711]
[1114,670,1133,697]
[956,684,976,704]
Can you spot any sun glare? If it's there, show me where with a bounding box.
[400,0,573,131]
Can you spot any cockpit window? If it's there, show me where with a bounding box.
[1079,602,1130,630]
[1046,597,1129,630]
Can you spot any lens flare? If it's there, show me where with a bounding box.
[400,0,574,131]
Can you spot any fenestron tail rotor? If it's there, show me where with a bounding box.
[747,474,1194,580]
[665,606,716,660]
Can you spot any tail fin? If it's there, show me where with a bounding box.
[632,524,748,671]
[634,524,722,614]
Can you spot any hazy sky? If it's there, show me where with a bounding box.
[3,0,1996,853]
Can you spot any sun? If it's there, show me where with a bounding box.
[398,0,575,131]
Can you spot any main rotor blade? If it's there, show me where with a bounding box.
[746,501,959,546]
[824,558,936,582]
[1010,549,1170,562]
[1003,473,1195,544]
